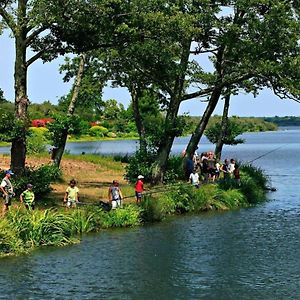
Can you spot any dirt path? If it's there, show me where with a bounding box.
[0,154,134,205]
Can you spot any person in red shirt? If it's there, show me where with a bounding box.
[135,175,144,203]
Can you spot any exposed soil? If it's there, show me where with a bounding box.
[0,154,134,206]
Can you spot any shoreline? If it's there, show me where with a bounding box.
[0,154,269,258]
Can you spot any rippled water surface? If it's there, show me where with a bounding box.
[0,128,300,299]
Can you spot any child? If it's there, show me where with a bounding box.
[233,164,241,185]
[135,175,144,203]
[108,180,123,209]
[64,179,79,208]
[189,169,200,188]
[20,183,35,210]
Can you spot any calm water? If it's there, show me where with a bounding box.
[0,128,300,299]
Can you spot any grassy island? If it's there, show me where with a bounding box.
[0,154,269,257]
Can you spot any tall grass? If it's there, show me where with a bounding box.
[0,205,142,257]
[0,164,268,257]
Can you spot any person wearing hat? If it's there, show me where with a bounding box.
[20,184,35,210]
[135,175,144,203]
[0,170,15,213]
[108,180,123,209]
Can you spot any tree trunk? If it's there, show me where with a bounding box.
[215,93,230,159]
[151,39,192,183]
[186,86,223,159]
[10,1,28,175]
[130,84,146,152]
[53,54,86,167]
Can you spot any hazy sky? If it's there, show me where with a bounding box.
[1,31,299,117]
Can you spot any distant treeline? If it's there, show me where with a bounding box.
[263,116,300,126]
[190,116,278,133]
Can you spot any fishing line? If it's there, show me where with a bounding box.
[247,145,285,164]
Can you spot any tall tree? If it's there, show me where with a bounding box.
[0,0,69,174]
[185,0,300,159]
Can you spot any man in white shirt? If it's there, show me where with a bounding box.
[0,170,15,213]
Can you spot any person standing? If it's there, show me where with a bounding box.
[20,184,35,210]
[221,159,231,180]
[108,180,123,209]
[135,175,144,203]
[64,179,80,208]
[189,169,200,188]
[228,159,236,176]
[0,170,15,213]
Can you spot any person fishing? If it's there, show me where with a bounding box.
[64,179,80,208]
[135,175,144,203]
[108,180,123,209]
[0,170,15,213]
[20,183,35,210]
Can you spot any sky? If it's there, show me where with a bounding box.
[1,31,299,117]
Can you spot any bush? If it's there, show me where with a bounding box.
[125,150,156,183]
[107,132,117,138]
[8,164,62,197]
[27,127,48,154]
[89,126,109,137]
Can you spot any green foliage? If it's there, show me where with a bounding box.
[241,164,268,190]
[214,189,247,209]
[140,194,175,222]
[125,150,156,183]
[88,125,109,137]
[100,205,142,228]
[218,163,268,204]
[27,127,48,154]
[8,165,61,197]
[28,101,60,119]
[205,118,245,145]
[46,114,89,147]
[0,161,268,257]
[0,112,29,142]
[264,116,300,127]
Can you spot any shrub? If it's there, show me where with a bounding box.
[89,126,109,137]
[240,164,268,189]
[125,150,156,183]
[107,132,117,138]
[9,164,61,197]
[27,127,48,154]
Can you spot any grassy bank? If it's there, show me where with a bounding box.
[0,155,267,256]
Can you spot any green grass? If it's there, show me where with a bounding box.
[0,164,268,258]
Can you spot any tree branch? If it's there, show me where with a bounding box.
[0,6,17,35]
[26,49,46,67]
[25,26,47,46]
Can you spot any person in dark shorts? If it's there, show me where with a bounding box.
[135,175,144,203]
[0,170,15,213]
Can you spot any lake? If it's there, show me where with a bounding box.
[0,128,299,299]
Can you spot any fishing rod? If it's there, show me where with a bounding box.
[247,145,285,164]
[76,182,193,206]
